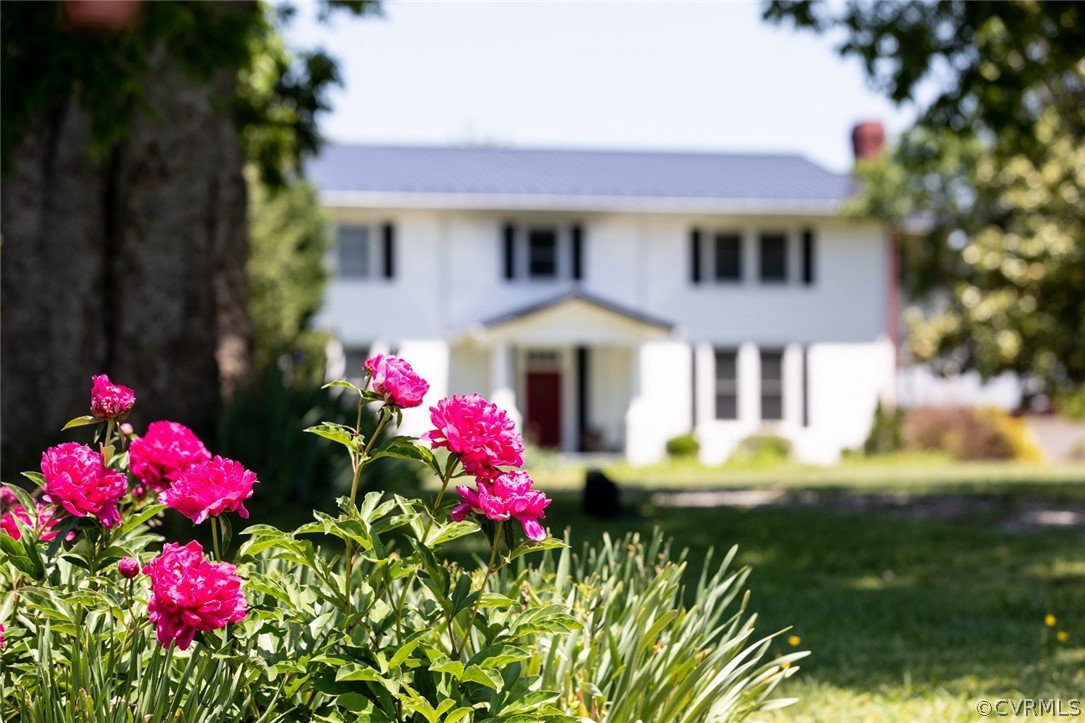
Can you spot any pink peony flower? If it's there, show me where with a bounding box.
[90,374,136,420]
[451,470,551,541]
[118,556,140,579]
[159,456,258,525]
[129,421,212,492]
[365,354,429,408]
[0,623,5,649]
[0,502,65,542]
[0,488,16,508]
[423,395,525,480]
[41,443,126,528]
[143,541,247,650]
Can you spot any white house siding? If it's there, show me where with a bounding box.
[316,209,446,345]
[315,206,892,465]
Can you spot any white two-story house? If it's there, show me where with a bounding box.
[308,140,896,465]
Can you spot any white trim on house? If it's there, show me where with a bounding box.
[321,191,844,216]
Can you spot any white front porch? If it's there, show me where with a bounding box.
[447,292,678,456]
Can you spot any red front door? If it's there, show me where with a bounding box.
[525,371,562,448]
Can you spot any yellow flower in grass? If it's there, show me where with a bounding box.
[1056,630,1069,643]
[1045,614,1057,628]
[788,635,801,647]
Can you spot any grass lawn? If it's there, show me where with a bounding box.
[523,460,1085,721]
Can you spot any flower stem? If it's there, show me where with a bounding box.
[393,457,460,642]
[457,520,503,657]
[345,406,391,607]
[101,418,116,463]
[211,516,223,562]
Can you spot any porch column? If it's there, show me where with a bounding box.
[738,342,760,425]
[489,342,522,430]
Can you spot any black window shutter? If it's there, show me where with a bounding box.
[802,229,815,285]
[690,228,703,283]
[571,224,583,281]
[382,223,395,279]
[503,223,516,280]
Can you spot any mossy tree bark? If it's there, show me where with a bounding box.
[1,47,251,454]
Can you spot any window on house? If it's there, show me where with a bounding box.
[528,229,558,278]
[503,224,581,281]
[714,233,742,281]
[337,223,396,280]
[760,349,784,421]
[338,226,371,278]
[759,233,787,282]
[714,349,738,420]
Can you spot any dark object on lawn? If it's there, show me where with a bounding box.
[583,469,629,519]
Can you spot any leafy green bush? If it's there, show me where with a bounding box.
[1055,387,1085,421]
[731,435,792,465]
[862,401,904,456]
[2,370,804,721]
[665,432,701,458]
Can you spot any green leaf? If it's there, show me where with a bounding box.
[18,472,45,491]
[335,663,384,683]
[387,629,430,670]
[304,423,360,452]
[429,520,478,548]
[322,379,364,396]
[116,503,166,537]
[470,644,530,669]
[368,436,434,467]
[507,537,567,563]
[6,481,39,510]
[476,592,516,609]
[430,657,464,679]
[461,665,502,689]
[61,415,99,431]
[0,530,45,580]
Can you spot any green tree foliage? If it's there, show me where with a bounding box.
[247,171,331,376]
[765,1,1085,392]
[1,0,377,185]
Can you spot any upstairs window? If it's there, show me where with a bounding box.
[714,349,738,420]
[714,233,742,281]
[759,233,788,282]
[528,229,558,278]
[338,226,371,278]
[337,223,396,280]
[760,349,784,421]
[502,223,582,281]
[691,228,744,284]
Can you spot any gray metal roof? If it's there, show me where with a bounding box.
[308,144,855,212]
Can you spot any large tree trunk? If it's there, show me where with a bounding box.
[1,44,251,459]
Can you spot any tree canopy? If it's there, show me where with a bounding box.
[766,1,1085,394]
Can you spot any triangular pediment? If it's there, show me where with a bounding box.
[474,292,674,345]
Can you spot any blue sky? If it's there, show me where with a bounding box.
[284,1,921,174]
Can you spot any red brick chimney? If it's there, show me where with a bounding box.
[851,121,886,161]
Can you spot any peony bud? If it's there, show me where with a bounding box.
[118,556,140,579]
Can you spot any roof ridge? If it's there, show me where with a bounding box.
[319,142,836,171]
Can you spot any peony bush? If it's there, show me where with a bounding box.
[0,363,801,721]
